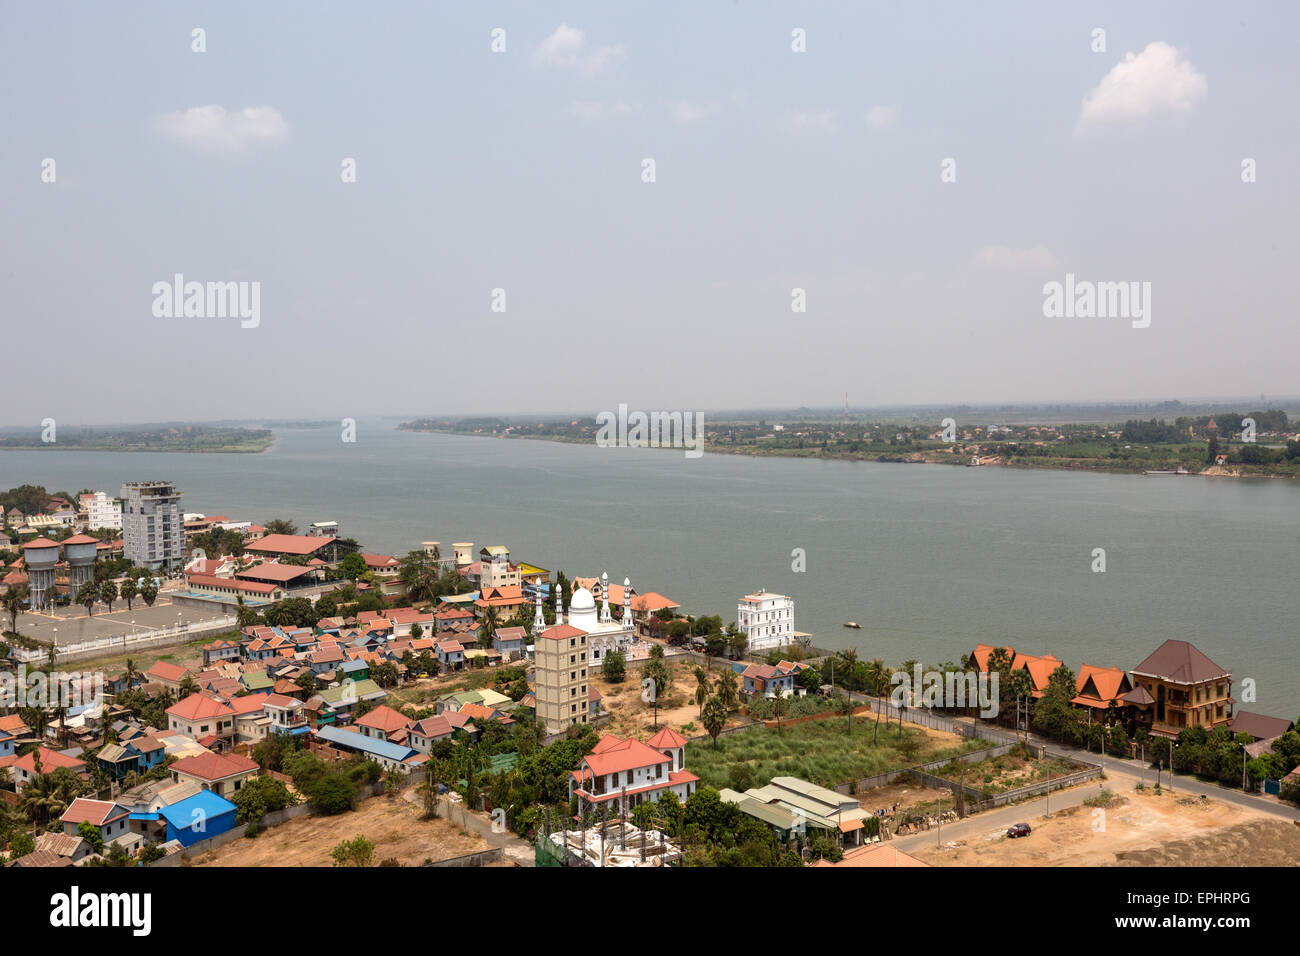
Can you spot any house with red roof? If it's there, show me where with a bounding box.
[569,732,699,816]
[146,660,192,694]
[166,694,236,747]
[1072,664,1134,723]
[60,798,132,844]
[243,533,336,559]
[169,751,260,799]
[3,747,87,792]
[354,704,412,743]
[1129,639,1234,738]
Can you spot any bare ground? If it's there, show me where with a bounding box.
[191,792,491,867]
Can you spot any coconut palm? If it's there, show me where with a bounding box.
[140,581,158,607]
[19,771,71,834]
[2,585,26,634]
[76,581,97,617]
[714,670,739,713]
[693,666,710,717]
[98,579,118,613]
[119,578,137,611]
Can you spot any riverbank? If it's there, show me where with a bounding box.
[394,426,1300,480]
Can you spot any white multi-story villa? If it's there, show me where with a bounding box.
[738,588,795,651]
[81,491,122,531]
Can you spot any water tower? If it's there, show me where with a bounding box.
[22,537,60,611]
[62,534,100,591]
[453,542,474,567]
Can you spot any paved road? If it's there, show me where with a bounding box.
[848,693,1300,831]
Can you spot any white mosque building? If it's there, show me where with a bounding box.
[537,571,636,664]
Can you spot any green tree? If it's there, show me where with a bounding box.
[714,670,739,713]
[77,820,104,852]
[118,578,137,611]
[339,552,367,581]
[140,580,158,607]
[263,519,298,536]
[76,581,98,617]
[330,834,375,867]
[601,649,626,683]
[702,696,727,748]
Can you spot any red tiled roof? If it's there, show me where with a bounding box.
[244,534,336,556]
[60,798,128,827]
[147,661,191,683]
[1132,639,1230,685]
[13,748,85,774]
[355,705,411,733]
[166,693,235,721]
[646,726,687,749]
[581,735,674,778]
[170,751,259,781]
[538,623,586,641]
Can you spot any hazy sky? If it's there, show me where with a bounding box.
[3,1,1297,423]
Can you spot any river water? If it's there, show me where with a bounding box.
[2,420,1295,719]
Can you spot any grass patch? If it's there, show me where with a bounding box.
[685,718,983,791]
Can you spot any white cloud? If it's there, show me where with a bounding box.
[155,105,288,152]
[671,100,723,125]
[1076,41,1207,133]
[865,105,900,130]
[570,100,637,120]
[532,24,626,77]
[783,109,838,135]
[973,245,1061,271]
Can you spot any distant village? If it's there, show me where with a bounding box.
[0,480,1297,868]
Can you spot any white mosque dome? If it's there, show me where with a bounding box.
[569,587,596,611]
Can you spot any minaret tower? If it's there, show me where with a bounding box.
[533,588,545,632]
[600,571,612,624]
[623,577,632,634]
[555,582,565,626]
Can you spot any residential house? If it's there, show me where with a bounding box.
[166,694,237,749]
[60,798,132,844]
[169,751,260,799]
[1129,639,1234,738]
[146,660,193,695]
[569,732,699,816]
[493,626,527,661]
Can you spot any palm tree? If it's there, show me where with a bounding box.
[140,581,158,608]
[19,770,71,835]
[714,670,739,713]
[693,667,710,717]
[480,606,499,650]
[838,648,859,733]
[178,675,200,698]
[119,578,137,611]
[235,595,259,629]
[76,581,97,617]
[99,579,118,613]
[124,658,136,688]
[2,585,25,634]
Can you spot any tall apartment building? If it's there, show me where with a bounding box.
[80,491,123,531]
[479,545,520,589]
[737,588,795,651]
[535,619,590,736]
[121,481,185,573]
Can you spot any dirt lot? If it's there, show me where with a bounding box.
[594,660,748,740]
[191,792,492,867]
[913,787,1300,867]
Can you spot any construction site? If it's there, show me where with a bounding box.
[541,820,682,867]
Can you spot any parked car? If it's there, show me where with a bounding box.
[1006,822,1031,838]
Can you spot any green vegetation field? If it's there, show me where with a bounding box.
[686,718,985,791]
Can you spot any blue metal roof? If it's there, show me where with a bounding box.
[157,790,237,828]
[314,725,415,762]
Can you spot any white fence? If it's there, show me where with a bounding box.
[9,616,238,663]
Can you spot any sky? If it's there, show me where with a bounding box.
[2,1,1298,423]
